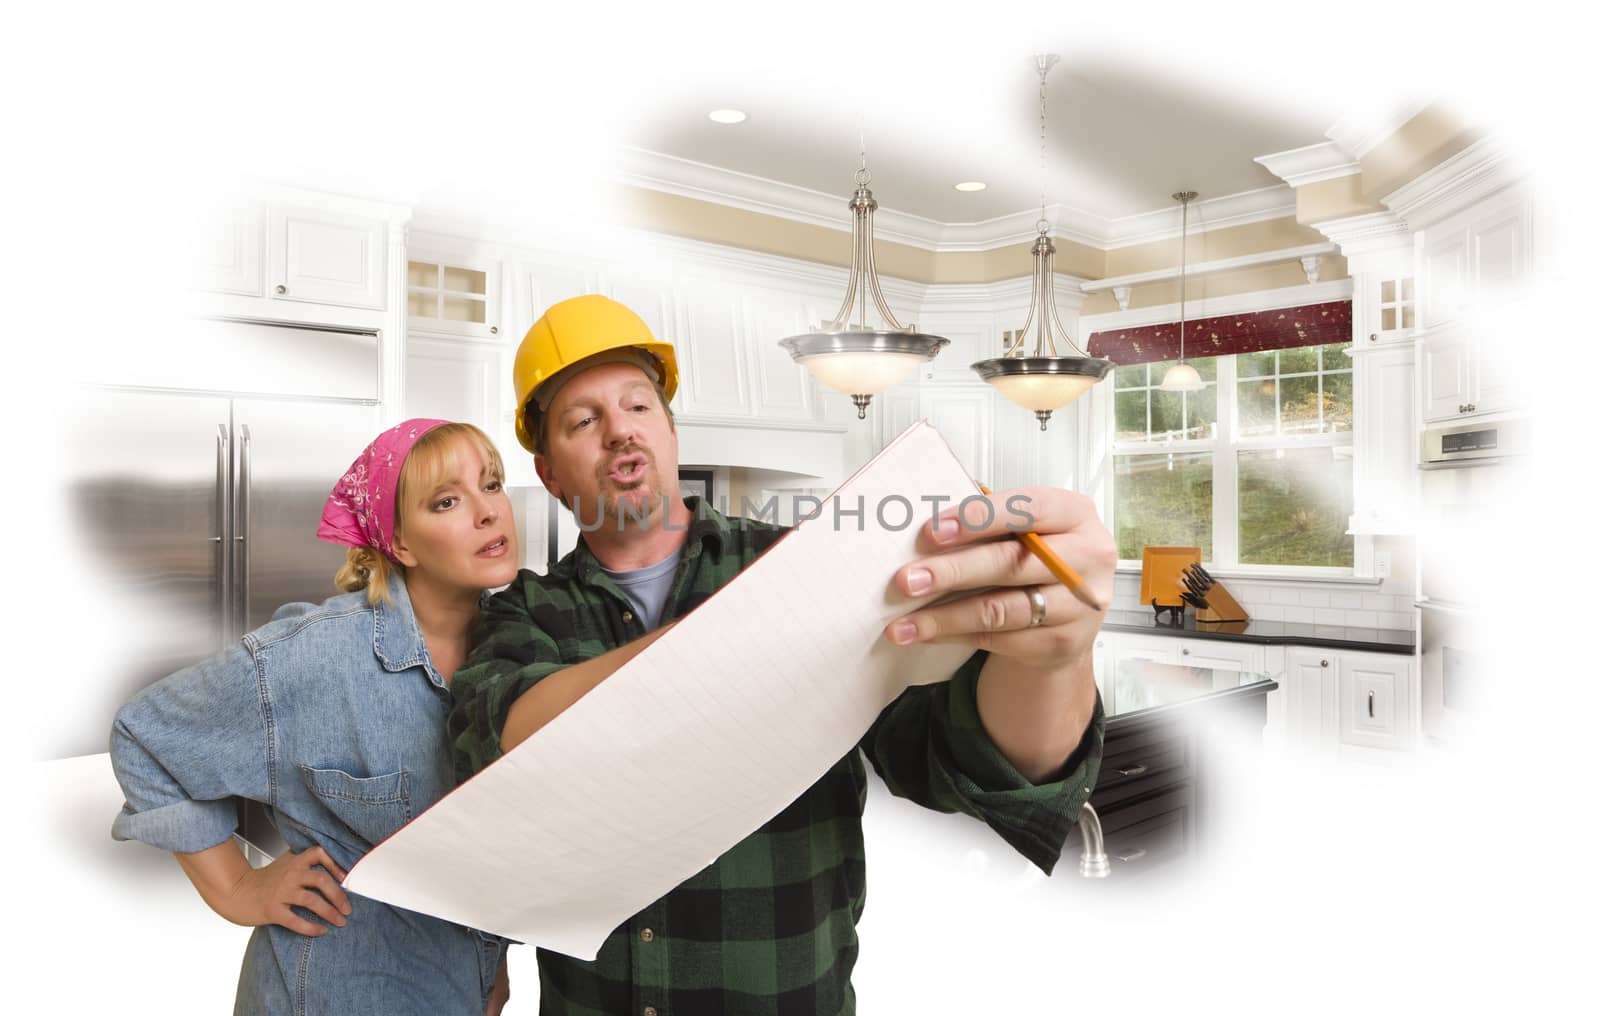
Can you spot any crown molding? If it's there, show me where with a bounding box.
[1098,186,1297,249]
[1381,136,1520,230]
[618,148,1296,254]
[1080,242,1337,292]
[1310,210,1412,258]
[1254,142,1362,188]
[1325,98,1436,160]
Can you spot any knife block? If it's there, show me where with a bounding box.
[1195,580,1249,623]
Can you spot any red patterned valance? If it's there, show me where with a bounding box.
[1087,300,1352,367]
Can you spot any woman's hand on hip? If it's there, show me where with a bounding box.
[223,845,354,936]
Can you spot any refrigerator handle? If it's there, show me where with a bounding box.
[216,424,233,645]
[238,424,252,631]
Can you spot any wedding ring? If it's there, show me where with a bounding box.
[1026,585,1048,627]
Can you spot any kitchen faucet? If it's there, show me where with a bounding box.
[1078,802,1109,877]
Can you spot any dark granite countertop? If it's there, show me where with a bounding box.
[1101,608,1415,655]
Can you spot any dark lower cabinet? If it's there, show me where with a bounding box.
[1063,679,1273,879]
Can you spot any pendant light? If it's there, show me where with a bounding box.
[1157,190,1205,392]
[779,145,949,419]
[971,54,1113,431]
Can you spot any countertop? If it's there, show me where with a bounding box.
[1101,608,1415,655]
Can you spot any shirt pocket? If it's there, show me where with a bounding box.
[299,765,412,847]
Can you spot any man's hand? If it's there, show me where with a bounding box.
[883,486,1113,781]
[177,841,352,937]
[884,486,1115,664]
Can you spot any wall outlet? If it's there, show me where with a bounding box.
[1374,551,1391,579]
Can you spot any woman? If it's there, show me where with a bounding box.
[110,419,518,1015]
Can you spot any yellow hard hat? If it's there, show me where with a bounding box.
[512,294,679,452]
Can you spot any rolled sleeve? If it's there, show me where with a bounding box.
[109,642,272,854]
[862,650,1106,874]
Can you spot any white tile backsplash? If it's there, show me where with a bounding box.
[1111,554,1417,634]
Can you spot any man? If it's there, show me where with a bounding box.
[449,294,1114,1015]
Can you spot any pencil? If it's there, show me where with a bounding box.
[979,485,1103,613]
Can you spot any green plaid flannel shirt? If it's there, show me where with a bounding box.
[449,499,1105,1016]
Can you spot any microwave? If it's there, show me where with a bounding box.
[1420,415,1530,469]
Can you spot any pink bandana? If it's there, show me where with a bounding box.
[317,419,450,559]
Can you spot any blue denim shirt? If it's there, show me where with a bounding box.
[110,574,503,1016]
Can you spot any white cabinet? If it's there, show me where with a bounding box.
[1177,638,1263,673]
[1351,264,1417,351]
[201,203,264,296]
[1419,318,1525,422]
[1416,185,1532,421]
[1348,342,1416,532]
[919,384,994,487]
[1420,324,1475,421]
[267,204,387,310]
[1337,651,1413,753]
[1284,647,1339,747]
[1419,220,1470,331]
[1282,646,1415,756]
[195,190,405,325]
[404,336,503,432]
[407,254,502,340]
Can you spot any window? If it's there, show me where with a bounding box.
[1110,343,1354,569]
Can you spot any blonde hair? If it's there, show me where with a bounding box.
[333,422,507,607]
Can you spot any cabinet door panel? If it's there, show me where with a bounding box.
[270,207,386,310]
[202,204,263,296]
[1285,647,1338,748]
[404,337,499,432]
[745,297,814,421]
[1338,654,1413,751]
[1421,328,1473,422]
[677,289,751,417]
[918,385,992,486]
[1421,224,1468,329]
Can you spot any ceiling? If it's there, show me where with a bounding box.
[628,52,1349,227]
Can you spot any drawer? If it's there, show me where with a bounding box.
[1101,791,1193,877]
[1094,725,1191,807]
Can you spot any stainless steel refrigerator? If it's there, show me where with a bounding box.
[61,318,382,763]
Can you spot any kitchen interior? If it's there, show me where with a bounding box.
[19,9,1584,1013]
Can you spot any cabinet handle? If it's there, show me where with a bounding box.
[1367,690,1375,718]
[275,284,287,295]
[1465,403,1476,412]
[1320,659,1329,668]
[1116,764,1148,777]
[1369,332,1378,342]
[1113,847,1148,863]
[490,325,498,334]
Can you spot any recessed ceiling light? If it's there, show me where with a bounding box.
[954,181,987,192]
[707,109,747,124]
